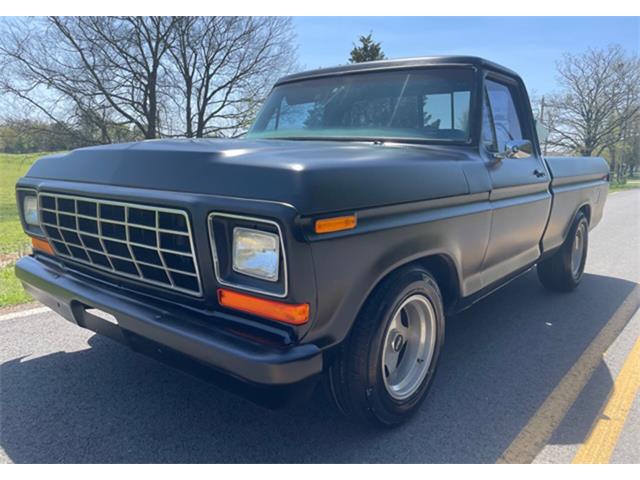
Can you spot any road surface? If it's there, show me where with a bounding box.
[1,189,638,463]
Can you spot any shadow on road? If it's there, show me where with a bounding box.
[1,271,638,463]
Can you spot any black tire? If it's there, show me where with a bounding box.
[326,265,445,427]
[537,211,589,292]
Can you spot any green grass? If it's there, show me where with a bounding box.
[609,178,640,192]
[0,152,43,255]
[0,262,31,306]
[0,152,51,307]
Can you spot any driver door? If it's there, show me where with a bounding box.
[480,76,552,287]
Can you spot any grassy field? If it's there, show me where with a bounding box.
[0,261,32,306]
[609,177,640,192]
[0,152,45,307]
[0,153,42,254]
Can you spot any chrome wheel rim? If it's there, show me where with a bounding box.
[381,294,437,400]
[571,223,586,278]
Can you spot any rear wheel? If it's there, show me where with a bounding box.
[326,266,445,426]
[537,211,589,292]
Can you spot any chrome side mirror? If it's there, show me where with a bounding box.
[494,139,533,161]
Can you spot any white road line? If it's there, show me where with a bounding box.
[0,306,51,321]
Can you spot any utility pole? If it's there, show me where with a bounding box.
[539,96,549,156]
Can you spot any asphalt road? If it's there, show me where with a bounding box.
[1,189,638,464]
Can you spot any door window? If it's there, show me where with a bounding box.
[484,79,525,154]
[481,91,497,152]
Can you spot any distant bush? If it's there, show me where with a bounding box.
[0,119,140,154]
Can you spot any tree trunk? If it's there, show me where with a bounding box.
[147,76,158,139]
[609,146,617,183]
[185,79,193,138]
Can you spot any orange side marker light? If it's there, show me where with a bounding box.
[314,215,357,234]
[217,288,309,325]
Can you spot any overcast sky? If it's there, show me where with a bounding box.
[293,17,639,95]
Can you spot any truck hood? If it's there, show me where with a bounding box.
[25,138,473,215]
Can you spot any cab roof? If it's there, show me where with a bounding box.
[275,55,521,85]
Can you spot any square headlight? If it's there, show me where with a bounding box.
[232,227,280,282]
[23,195,39,226]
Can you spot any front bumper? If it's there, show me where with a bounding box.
[15,255,323,387]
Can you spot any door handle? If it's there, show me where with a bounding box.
[534,169,546,178]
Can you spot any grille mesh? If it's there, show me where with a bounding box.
[38,192,202,296]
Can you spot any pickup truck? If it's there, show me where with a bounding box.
[15,56,609,426]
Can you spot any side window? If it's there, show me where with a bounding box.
[482,91,497,152]
[485,79,525,153]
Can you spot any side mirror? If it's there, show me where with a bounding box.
[494,139,533,161]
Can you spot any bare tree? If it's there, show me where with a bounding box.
[0,16,297,147]
[49,16,177,139]
[0,18,109,145]
[0,17,177,141]
[544,45,640,157]
[169,16,295,138]
[605,55,640,181]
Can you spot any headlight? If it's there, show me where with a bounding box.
[232,227,280,282]
[23,195,39,226]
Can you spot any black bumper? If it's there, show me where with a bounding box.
[15,256,323,387]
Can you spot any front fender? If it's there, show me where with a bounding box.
[302,193,492,347]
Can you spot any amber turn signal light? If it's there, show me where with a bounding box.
[217,288,309,325]
[31,236,54,255]
[314,214,357,234]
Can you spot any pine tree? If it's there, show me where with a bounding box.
[349,33,386,63]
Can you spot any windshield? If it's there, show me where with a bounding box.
[247,68,475,143]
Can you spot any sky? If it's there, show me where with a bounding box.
[293,17,639,96]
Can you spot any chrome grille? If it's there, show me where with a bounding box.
[38,192,202,296]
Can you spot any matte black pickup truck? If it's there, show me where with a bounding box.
[15,56,609,426]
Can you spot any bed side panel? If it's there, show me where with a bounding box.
[542,156,609,252]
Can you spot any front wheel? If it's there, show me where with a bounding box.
[537,211,589,292]
[326,266,445,427]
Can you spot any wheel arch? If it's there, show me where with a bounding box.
[578,203,591,224]
[562,202,591,244]
[414,254,461,311]
[363,253,461,316]
[553,201,592,249]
